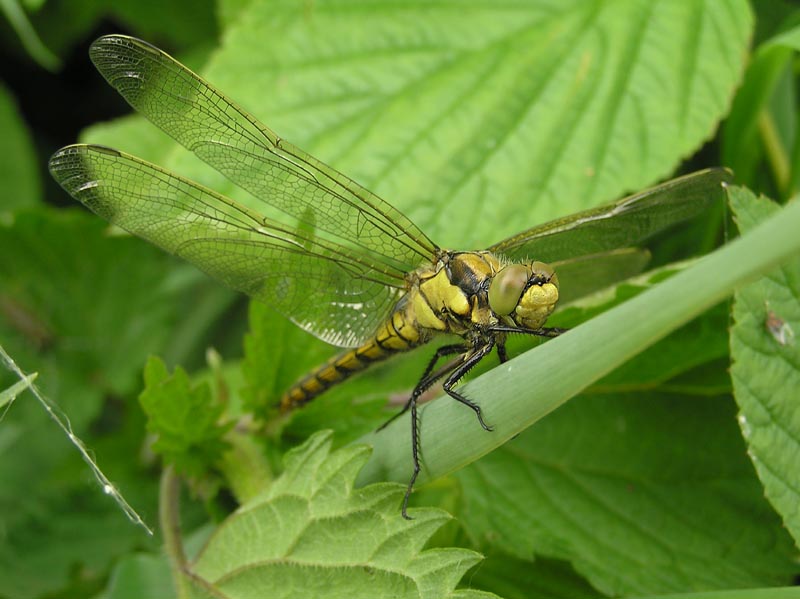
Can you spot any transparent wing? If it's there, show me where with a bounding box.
[88,34,437,273]
[49,145,408,348]
[489,169,732,263]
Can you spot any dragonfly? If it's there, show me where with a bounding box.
[50,35,731,518]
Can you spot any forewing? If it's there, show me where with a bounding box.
[88,34,437,273]
[490,169,732,263]
[49,145,406,348]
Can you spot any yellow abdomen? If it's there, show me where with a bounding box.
[280,305,424,411]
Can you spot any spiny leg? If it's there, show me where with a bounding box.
[497,339,508,363]
[490,325,567,338]
[401,399,421,519]
[402,341,495,516]
[378,343,467,432]
[420,343,469,382]
[397,345,472,519]
[400,330,562,517]
[495,326,563,364]
[441,340,496,431]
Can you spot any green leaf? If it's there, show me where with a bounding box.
[180,431,490,599]
[626,589,800,599]
[765,21,800,50]
[0,82,41,209]
[467,552,603,599]
[139,356,232,478]
[729,188,800,548]
[83,113,179,166]
[457,394,796,595]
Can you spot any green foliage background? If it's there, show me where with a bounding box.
[1,1,799,598]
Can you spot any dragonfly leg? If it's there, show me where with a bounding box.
[490,325,567,338]
[395,343,469,520]
[399,339,499,519]
[441,340,496,432]
[378,343,467,432]
[401,400,421,520]
[491,325,565,364]
[497,340,508,363]
[419,343,470,382]
[399,340,496,519]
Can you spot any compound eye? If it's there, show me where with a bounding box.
[488,264,528,315]
[530,260,558,288]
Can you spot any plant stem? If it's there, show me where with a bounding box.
[159,465,188,598]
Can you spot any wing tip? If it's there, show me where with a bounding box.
[49,145,121,176]
[90,34,160,58]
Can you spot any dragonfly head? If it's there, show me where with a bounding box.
[488,261,559,330]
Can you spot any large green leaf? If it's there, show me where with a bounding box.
[730,188,800,548]
[179,431,494,599]
[457,394,797,595]
[466,552,603,599]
